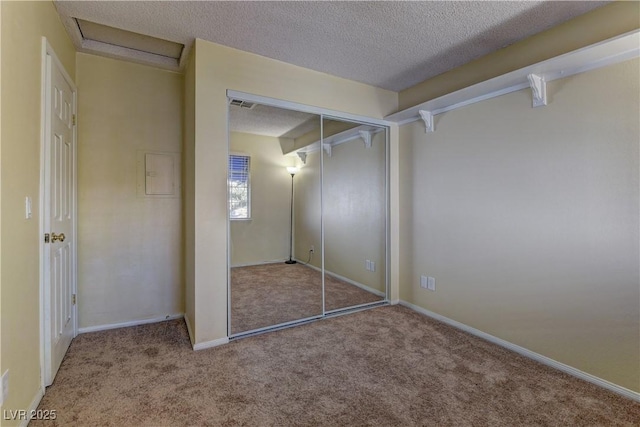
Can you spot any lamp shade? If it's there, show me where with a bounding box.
[286,166,299,175]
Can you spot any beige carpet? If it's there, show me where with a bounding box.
[231,263,383,334]
[34,306,639,426]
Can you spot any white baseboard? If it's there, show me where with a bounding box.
[78,313,229,351]
[399,300,640,402]
[179,313,228,351]
[184,315,229,351]
[18,386,45,427]
[231,259,285,268]
[326,270,386,297]
[297,260,320,271]
[78,313,184,334]
[193,337,230,351]
[300,261,386,297]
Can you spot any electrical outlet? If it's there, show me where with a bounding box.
[420,275,428,289]
[309,245,314,253]
[1,370,9,406]
[364,260,376,271]
[420,276,436,291]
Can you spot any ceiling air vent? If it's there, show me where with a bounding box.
[229,99,257,109]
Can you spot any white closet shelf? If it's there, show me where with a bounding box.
[290,125,384,161]
[385,30,640,131]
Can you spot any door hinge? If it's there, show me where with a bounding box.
[72,114,76,126]
[44,233,50,243]
[72,294,76,305]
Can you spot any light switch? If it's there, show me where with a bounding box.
[25,197,32,219]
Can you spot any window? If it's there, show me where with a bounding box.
[228,154,251,219]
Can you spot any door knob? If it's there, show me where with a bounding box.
[51,232,65,243]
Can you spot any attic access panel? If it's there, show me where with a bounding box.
[75,18,184,59]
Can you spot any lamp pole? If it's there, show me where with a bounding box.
[285,167,298,264]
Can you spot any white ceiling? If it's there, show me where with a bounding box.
[54,1,608,92]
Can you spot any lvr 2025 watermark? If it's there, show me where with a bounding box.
[3,409,57,421]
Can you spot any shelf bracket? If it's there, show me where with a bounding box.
[323,143,332,157]
[297,152,307,164]
[527,73,547,107]
[359,130,374,148]
[418,110,434,132]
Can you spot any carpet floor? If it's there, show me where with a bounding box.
[231,263,383,334]
[34,306,639,426]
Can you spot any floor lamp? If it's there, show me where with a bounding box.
[285,166,299,264]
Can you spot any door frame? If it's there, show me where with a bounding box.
[39,37,78,389]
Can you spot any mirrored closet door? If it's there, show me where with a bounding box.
[228,102,323,335]
[228,95,388,337]
[322,117,388,312]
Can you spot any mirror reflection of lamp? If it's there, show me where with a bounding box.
[285,166,299,264]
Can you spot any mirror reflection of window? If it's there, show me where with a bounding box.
[228,154,251,220]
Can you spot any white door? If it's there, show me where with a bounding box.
[43,49,77,386]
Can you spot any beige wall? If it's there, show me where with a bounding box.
[399,59,640,392]
[229,132,293,266]
[0,1,3,399]
[399,1,640,110]
[76,53,184,328]
[0,0,76,419]
[183,51,196,341]
[185,39,398,345]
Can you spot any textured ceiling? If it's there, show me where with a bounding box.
[229,104,320,138]
[54,1,608,92]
